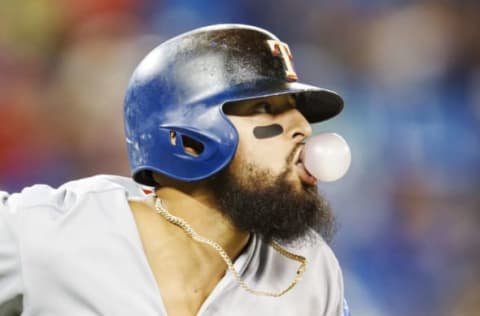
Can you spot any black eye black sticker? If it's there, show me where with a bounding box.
[253,124,284,139]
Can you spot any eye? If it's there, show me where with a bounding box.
[252,102,273,114]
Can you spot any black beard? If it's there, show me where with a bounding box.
[209,163,336,245]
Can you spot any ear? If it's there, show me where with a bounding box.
[170,131,204,157]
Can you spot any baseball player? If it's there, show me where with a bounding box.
[0,24,350,315]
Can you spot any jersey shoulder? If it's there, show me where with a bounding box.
[0,174,144,222]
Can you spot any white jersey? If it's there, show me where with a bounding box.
[0,175,348,316]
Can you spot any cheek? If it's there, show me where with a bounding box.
[228,118,288,173]
[234,136,288,173]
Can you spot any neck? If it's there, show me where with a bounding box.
[129,185,251,315]
[154,186,250,263]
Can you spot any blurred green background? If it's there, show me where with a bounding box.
[0,1,479,315]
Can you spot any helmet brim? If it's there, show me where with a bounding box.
[220,81,344,123]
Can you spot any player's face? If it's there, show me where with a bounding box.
[211,95,335,243]
[224,94,315,192]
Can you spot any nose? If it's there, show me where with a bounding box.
[281,108,312,141]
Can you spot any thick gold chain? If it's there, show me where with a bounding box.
[154,197,307,297]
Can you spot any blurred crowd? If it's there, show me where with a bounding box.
[1,0,479,315]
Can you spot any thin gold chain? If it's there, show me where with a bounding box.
[154,197,307,297]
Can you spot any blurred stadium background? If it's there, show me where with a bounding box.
[0,1,479,315]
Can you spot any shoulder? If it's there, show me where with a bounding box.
[2,174,142,207]
[59,174,146,197]
[0,175,145,229]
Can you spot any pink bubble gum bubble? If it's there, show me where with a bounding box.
[303,133,351,182]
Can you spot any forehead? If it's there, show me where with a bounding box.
[223,94,296,116]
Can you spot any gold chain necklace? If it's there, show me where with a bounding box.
[154,197,307,297]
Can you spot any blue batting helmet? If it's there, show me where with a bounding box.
[124,24,343,186]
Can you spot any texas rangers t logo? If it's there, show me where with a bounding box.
[267,39,298,81]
